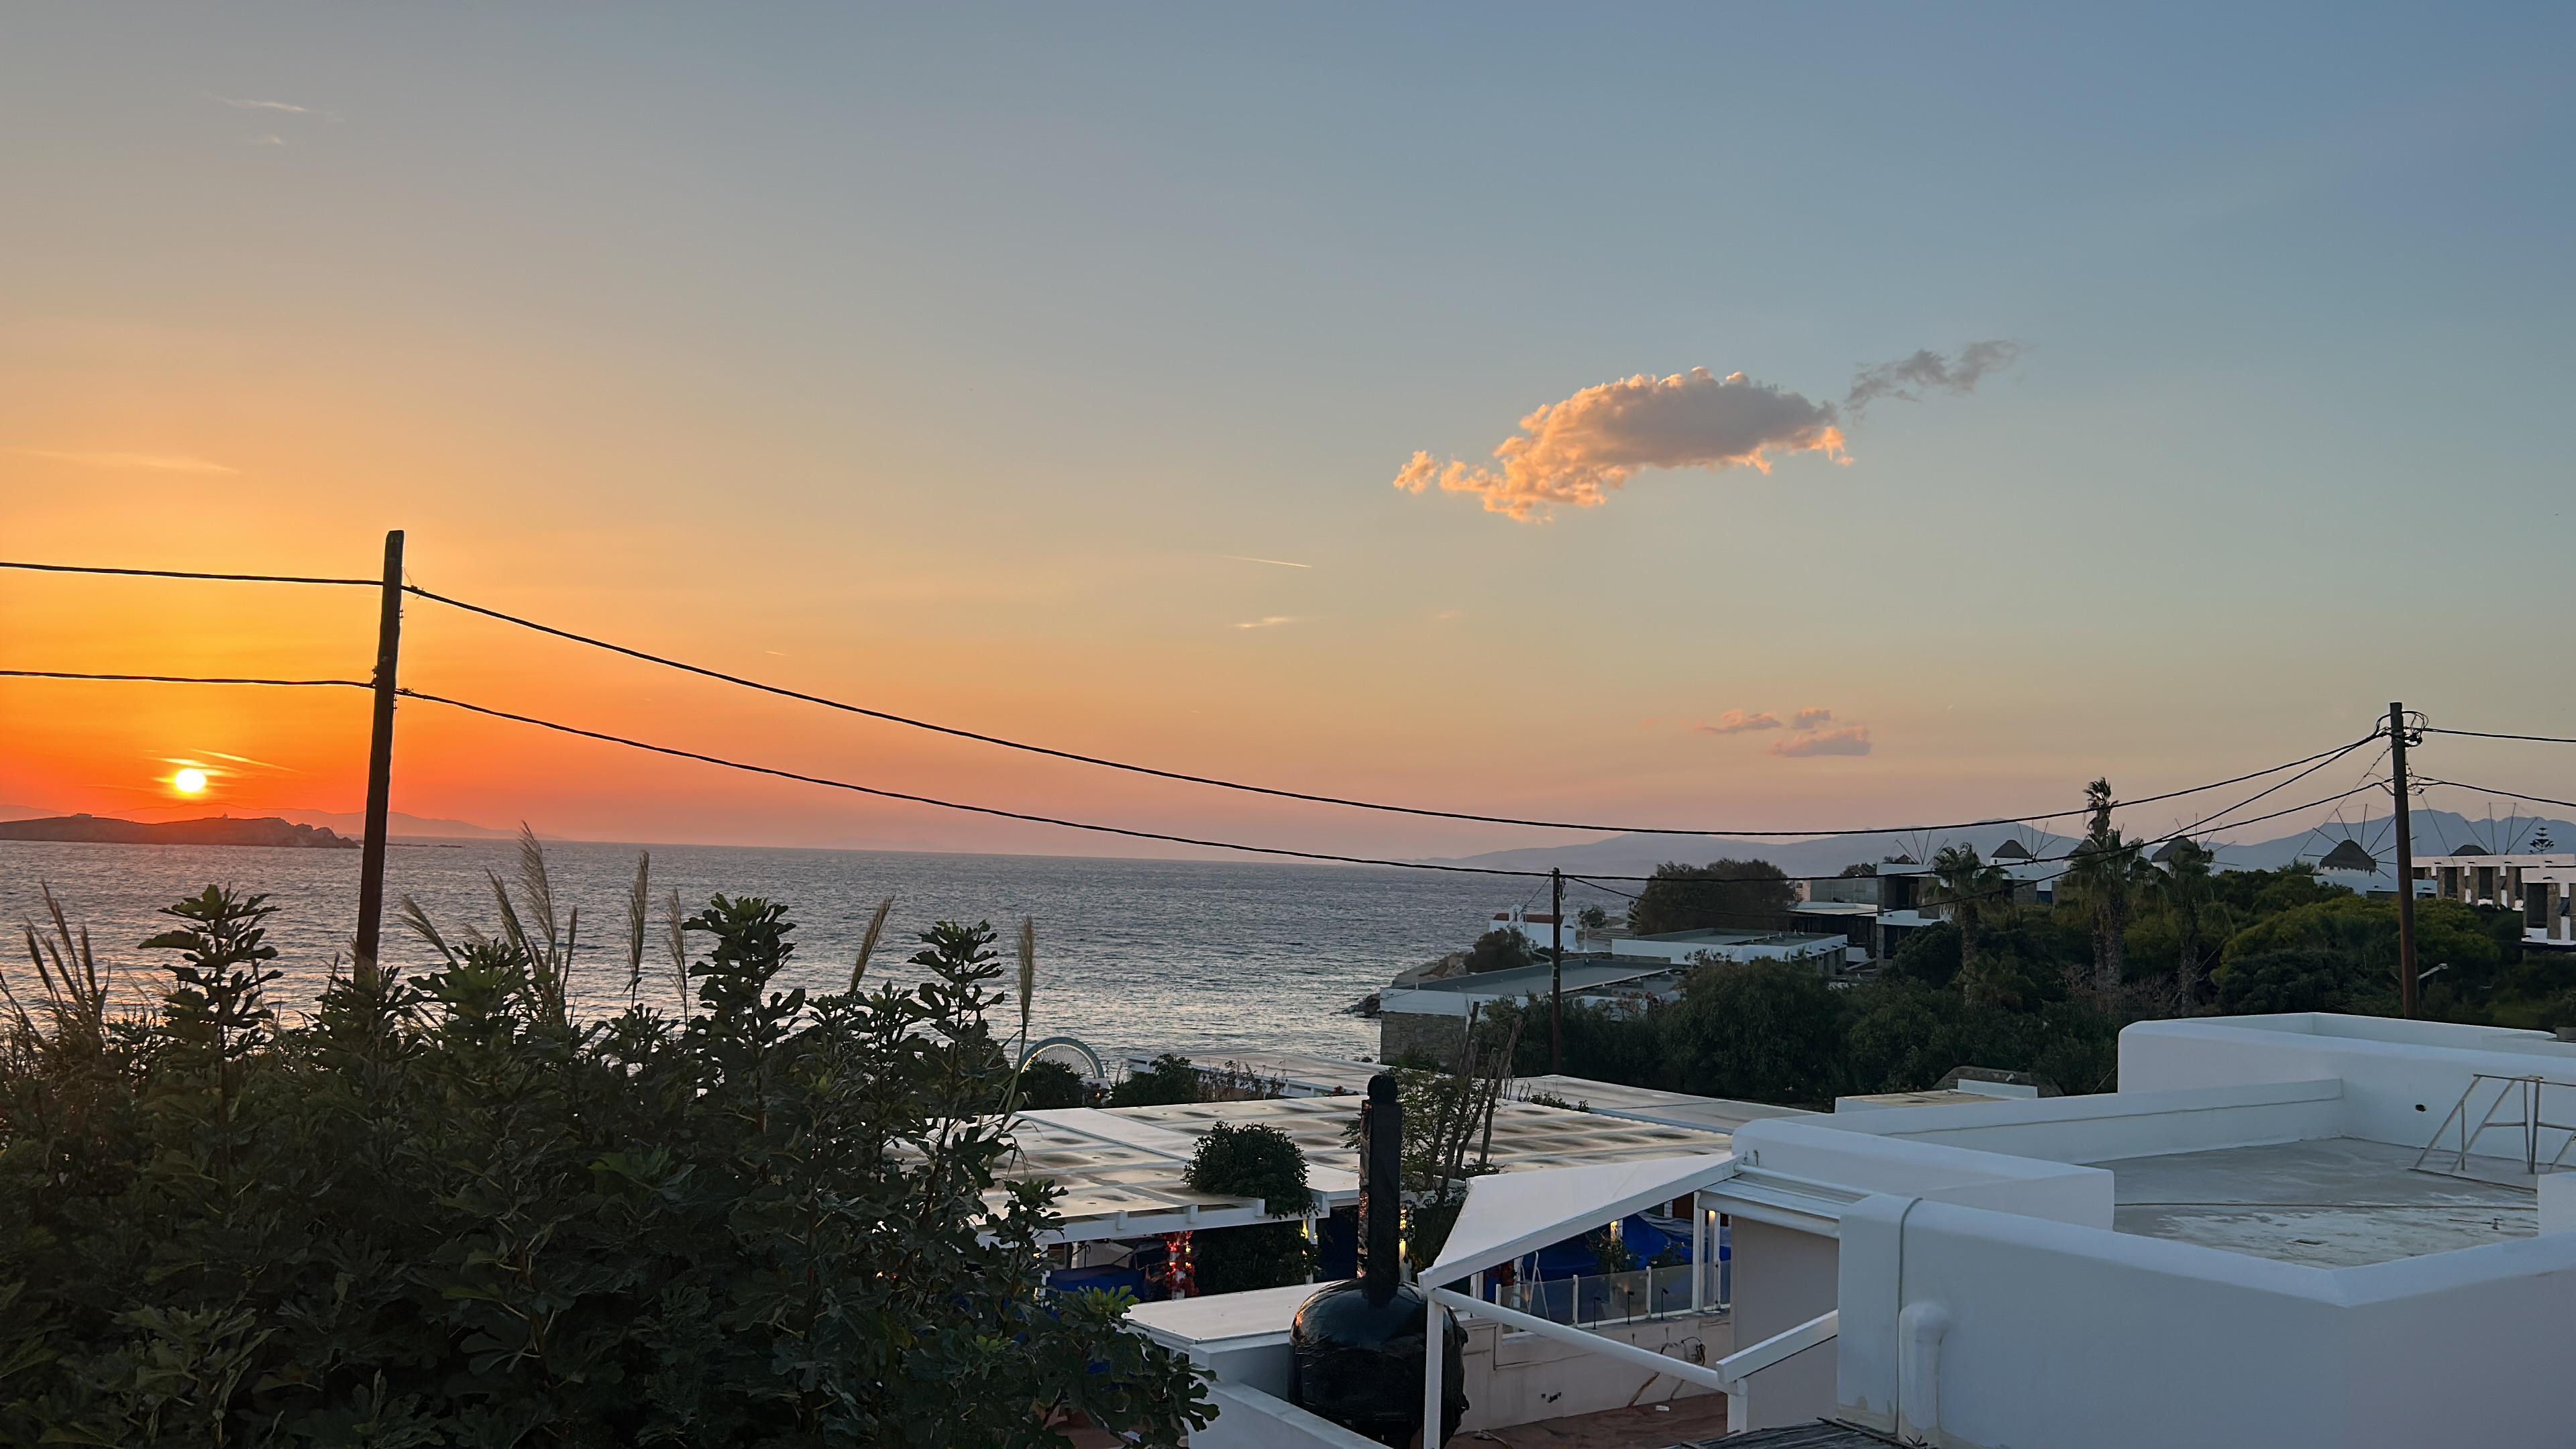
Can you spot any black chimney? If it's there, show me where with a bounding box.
[1289,1071,1466,1446]
[1358,1071,1403,1305]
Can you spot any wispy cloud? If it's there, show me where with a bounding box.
[1791,706,1833,729]
[208,94,317,115]
[1698,710,1784,735]
[1235,615,1311,631]
[1221,554,1312,570]
[1769,724,1873,758]
[1842,341,2020,417]
[1397,341,2019,521]
[5,448,236,475]
[249,133,286,146]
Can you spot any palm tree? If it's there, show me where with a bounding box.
[2064,778,2149,995]
[1926,843,2010,994]
[2147,837,2219,1005]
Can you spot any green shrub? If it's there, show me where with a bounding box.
[1181,1124,1316,1295]
[1107,1053,1200,1108]
[1017,1057,1089,1109]
[0,888,1208,1447]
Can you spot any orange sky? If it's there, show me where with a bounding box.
[4,7,2563,860]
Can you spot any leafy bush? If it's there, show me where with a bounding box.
[1658,961,1845,1106]
[1106,1053,1200,1108]
[1017,1057,1089,1110]
[1181,1124,1316,1295]
[0,887,1208,1447]
[1460,928,1536,975]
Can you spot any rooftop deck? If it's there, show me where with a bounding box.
[2103,1136,2537,1267]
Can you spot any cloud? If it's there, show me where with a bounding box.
[209,94,316,114]
[1221,554,1312,569]
[1768,725,1873,758]
[1843,340,2019,417]
[1394,367,1846,520]
[1234,615,1311,630]
[1698,710,1784,735]
[1792,706,1833,729]
[5,448,236,474]
[1397,341,2017,521]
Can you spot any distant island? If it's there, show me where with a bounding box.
[0,814,361,849]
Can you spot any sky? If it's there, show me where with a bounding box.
[2,4,2570,862]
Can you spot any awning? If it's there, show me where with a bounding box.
[1421,1152,1735,1283]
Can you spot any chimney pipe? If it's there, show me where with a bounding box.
[1360,1072,1403,1305]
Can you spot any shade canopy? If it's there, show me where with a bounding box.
[1421,1153,1734,1285]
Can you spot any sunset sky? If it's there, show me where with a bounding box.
[3,5,2569,861]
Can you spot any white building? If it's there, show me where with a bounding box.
[1140,1013,2576,1448]
[2416,848,2576,947]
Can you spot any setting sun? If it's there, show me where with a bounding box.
[172,767,208,796]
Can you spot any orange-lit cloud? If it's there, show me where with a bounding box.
[1398,343,2020,521]
[1699,710,1783,735]
[1770,724,1872,757]
[1792,706,1833,729]
[1235,615,1311,630]
[1395,368,1845,520]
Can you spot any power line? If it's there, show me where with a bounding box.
[2414,778,2576,817]
[0,669,369,688]
[401,684,2390,885]
[0,553,2390,841]
[0,559,376,588]
[404,580,2380,839]
[2420,727,2576,746]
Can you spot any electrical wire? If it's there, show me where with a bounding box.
[0,559,376,588]
[2420,727,2576,746]
[0,554,2392,841]
[403,580,2381,839]
[0,669,370,688]
[2414,779,2576,817]
[399,685,2390,884]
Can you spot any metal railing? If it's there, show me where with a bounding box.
[1488,1260,1725,1327]
[2414,1072,2576,1180]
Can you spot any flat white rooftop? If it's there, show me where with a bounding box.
[2104,1137,2536,1268]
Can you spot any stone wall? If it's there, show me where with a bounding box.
[1378,1010,1466,1069]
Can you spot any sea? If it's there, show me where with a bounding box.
[0,838,1561,1063]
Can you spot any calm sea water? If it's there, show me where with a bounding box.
[0,839,1561,1061]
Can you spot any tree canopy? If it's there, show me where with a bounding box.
[1626,859,1797,936]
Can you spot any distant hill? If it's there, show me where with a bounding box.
[266,808,522,841]
[0,814,360,849]
[1429,808,2576,885]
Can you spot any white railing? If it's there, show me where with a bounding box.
[1486,1262,1724,1326]
[2415,1072,2576,1180]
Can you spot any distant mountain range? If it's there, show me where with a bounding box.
[0,814,359,849]
[1430,808,2575,885]
[0,804,520,841]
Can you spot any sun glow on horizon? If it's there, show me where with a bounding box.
[171,767,209,796]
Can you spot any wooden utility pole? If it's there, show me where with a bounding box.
[352,530,405,981]
[1549,868,1564,1075]
[2390,700,2418,1018]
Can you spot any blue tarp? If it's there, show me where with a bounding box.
[1047,1265,1146,1299]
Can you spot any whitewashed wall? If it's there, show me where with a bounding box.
[1836,1194,2576,1449]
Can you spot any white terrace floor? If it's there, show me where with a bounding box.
[2102,1136,2538,1268]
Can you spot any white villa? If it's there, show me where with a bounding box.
[2416,847,2576,948]
[1121,1014,2576,1448]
